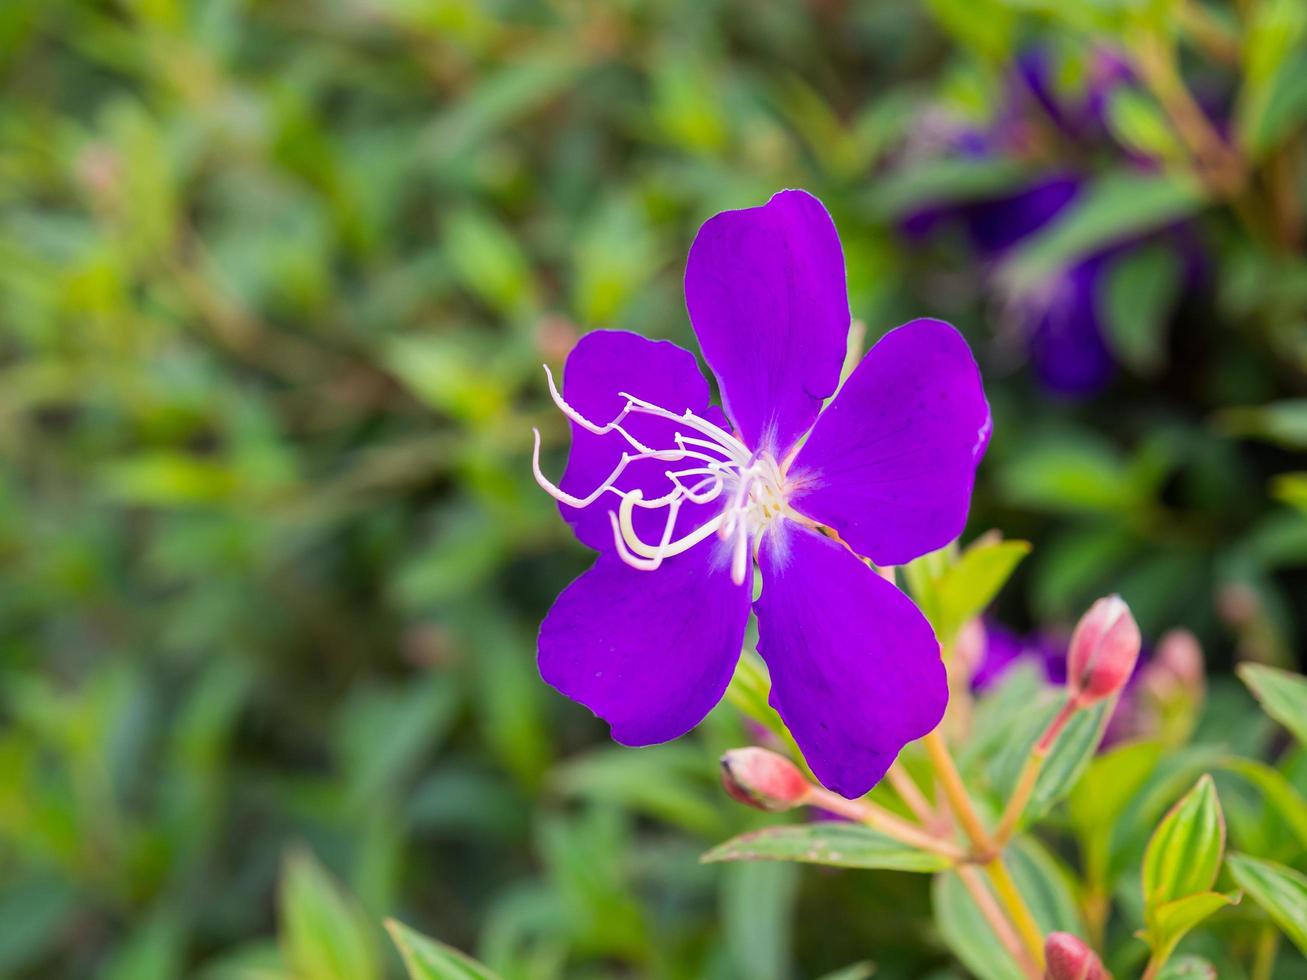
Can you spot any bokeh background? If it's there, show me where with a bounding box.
[2,0,1305,977]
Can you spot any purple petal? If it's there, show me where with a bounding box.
[1037,633,1071,686]
[556,329,720,551]
[960,176,1080,256]
[1082,48,1134,136]
[538,548,749,745]
[684,189,849,457]
[971,619,1029,692]
[755,523,946,798]
[789,319,991,567]
[1025,260,1115,396]
[971,622,1071,691]
[1015,48,1075,138]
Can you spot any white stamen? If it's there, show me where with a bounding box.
[630,469,725,508]
[544,365,655,455]
[533,366,798,583]
[617,390,751,462]
[531,429,723,509]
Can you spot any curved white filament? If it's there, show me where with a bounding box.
[531,429,723,509]
[616,391,751,462]
[533,364,795,586]
[616,489,726,561]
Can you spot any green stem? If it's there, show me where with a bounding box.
[1252,924,1280,980]
[804,784,966,862]
[923,730,1046,970]
[957,865,1040,979]
[994,698,1080,843]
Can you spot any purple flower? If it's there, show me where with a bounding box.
[898,46,1205,397]
[532,190,991,798]
[904,174,1119,394]
[909,169,1201,396]
[1014,47,1133,147]
[969,620,1067,693]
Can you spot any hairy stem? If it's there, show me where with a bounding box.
[923,731,993,853]
[923,730,1046,969]
[985,856,1047,972]
[1252,924,1280,980]
[886,763,937,826]
[957,865,1041,978]
[804,784,966,862]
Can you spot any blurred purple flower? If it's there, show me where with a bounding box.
[533,189,991,797]
[972,618,1151,744]
[1015,47,1133,146]
[970,619,1069,692]
[900,47,1203,396]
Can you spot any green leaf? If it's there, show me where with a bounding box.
[0,875,74,976]
[1218,400,1307,449]
[933,872,1024,980]
[554,743,724,837]
[101,906,184,980]
[1273,472,1307,513]
[1141,891,1241,965]
[933,538,1030,641]
[997,437,1141,515]
[1238,663,1307,747]
[1006,837,1083,935]
[279,848,380,980]
[1001,171,1206,296]
[1069,740,1165,890]
[813,964,874,980]
[701,823,950,873]
[868,157,1031,219]
[193,940,289,980]
[1218,757,1307,852]
[722,862,798,980]
[1227,853,1307,955]
[991,695,1112,828]
[337,676,459,813]
[961,661,1046,771]
[572,196,659,324]
[725,652,787,741]
[1069,740,1165,837]
[423,44,587,163]
[1241,51,1307,157]
[1155,955,1218,979]
[443,210,535,316]
[1101,242,1183,375]
[924,0,1015,61]
[1106,88,1186,164]
[385,919,503,980]
[99,453,242,506]
[1238,0,1307,158]
[1031,524,1137,621]
[384,336,509,423]
[1142,776,1226,922]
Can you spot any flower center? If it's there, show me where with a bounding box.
[531,366,798,586]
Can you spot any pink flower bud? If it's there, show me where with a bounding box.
[952,617,987,680]
[1143,628,1205,704]
[1067,595,1141,706]
[1044,932,1110,980]
[720,747,811,812]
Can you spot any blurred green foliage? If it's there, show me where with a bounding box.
[0,0,1305,977]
